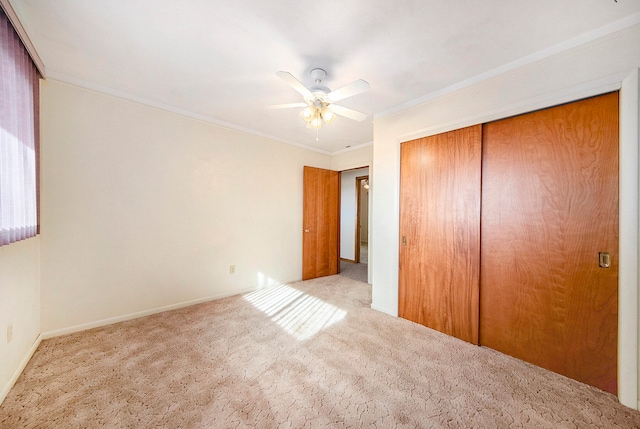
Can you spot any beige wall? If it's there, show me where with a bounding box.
[0,237,40,403]
[330,144,372,171]
[371,24,640,408]
[2,78,367,405]
[39,80,331,336]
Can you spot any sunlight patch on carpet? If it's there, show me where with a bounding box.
[244,284,347,340]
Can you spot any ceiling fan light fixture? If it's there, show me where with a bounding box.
[321,106,335,124]
[310,111,323,129]
[301,105,314,121]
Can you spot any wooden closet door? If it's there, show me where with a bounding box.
[399,125,482,344]
[480,92,619,393]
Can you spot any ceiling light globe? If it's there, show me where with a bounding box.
[322,107,336,124]
[301,105,314,121]
[310,114,322,129]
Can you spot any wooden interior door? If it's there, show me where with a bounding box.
[480,92,619,393]
[302,166,340,280]
[399,125,482,344]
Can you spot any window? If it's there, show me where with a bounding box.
[0,6,40,246]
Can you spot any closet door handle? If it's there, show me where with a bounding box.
[599,252,610,268]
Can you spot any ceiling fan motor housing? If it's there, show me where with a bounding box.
[310,68,326,82]
[307,69,330,103]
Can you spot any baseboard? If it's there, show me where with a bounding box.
[370,303,397,317]
[42,287,258,339]
[1,333,42,406]
[340,258,356,263]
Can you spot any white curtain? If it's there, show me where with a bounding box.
[0,7,39,246]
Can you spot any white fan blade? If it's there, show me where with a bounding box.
[276,71,313,98]
[328,79,370,102]
[269,103,307,109]
[331,104,368,122]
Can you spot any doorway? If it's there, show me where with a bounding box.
[355,175,369,264]
[302,165,370,283]
[339,167,369,283]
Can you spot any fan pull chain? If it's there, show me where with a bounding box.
[316,128,319,141]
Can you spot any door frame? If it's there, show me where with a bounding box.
[355,175,369,264]
[618,70,638,408]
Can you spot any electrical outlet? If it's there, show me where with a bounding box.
[7,323,13,344]
[229,265,235,274]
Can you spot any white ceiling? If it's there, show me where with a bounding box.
[10,0,640,154]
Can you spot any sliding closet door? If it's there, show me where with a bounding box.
[399,125,482,344]
[480,92,619,393]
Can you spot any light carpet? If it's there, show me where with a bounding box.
[339,260,368,283]
[2,275,640,428]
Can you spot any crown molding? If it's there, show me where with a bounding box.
[0,0,45,77]
[376,13,640,121]
[46,74,336,156]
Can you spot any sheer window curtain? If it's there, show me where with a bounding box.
[0,7,40,246]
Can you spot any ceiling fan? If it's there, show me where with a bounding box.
[272,68,369,129]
